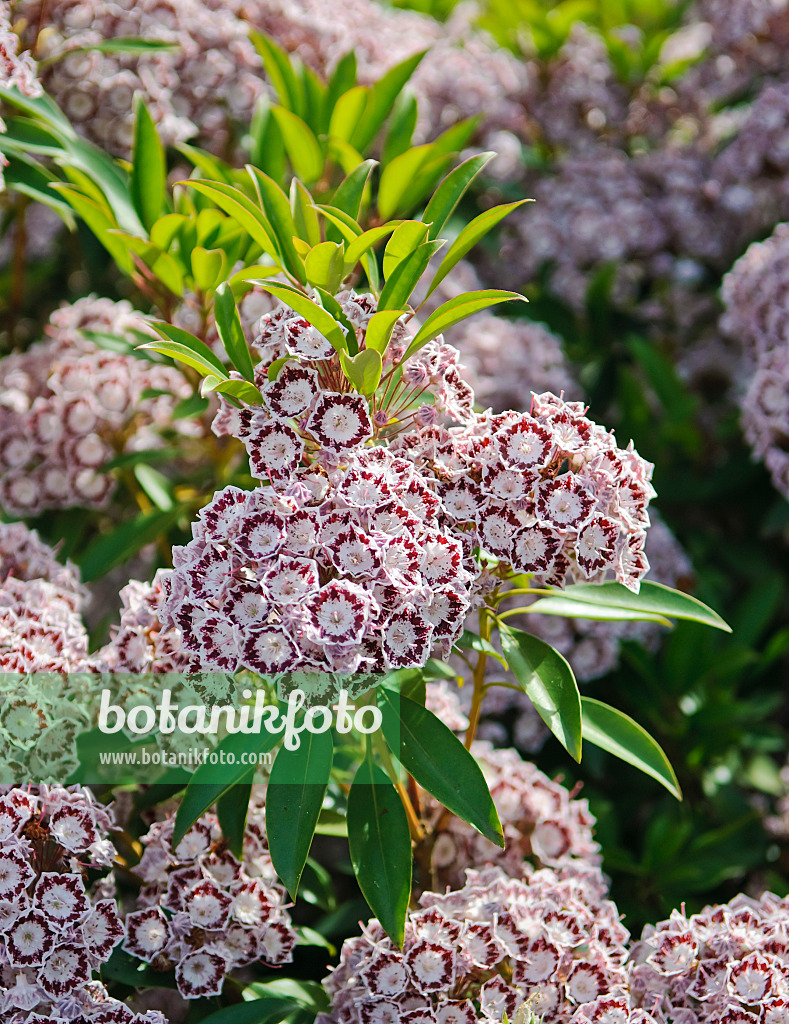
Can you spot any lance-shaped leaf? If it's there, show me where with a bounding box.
[272,107,324,183]
[379,239,445,310]
[129,96,166,231]
[140,322,229,379]
[331,159,376,221]
[377,689,504,846]
[50,185,133,273]
[201,376,264,404]
[425,199,530,300]
[291,178,322,247]
[364,309,406,354]
[529,581,732,632]
[182,179,281,264]
[215,281,256,380]
[172,726,284,846]
[347,758,412,947]
[383,221,430,279]
[422,152,494,240]
[351,50,427,153]
[519,595,671,624]
[581,698,682,799]
[405,289,525,358]
[251,31,306,115]
[498,623,582,762]
[258,282,349,354]
[378,144,434,221]
[382,91,418,164]
[217,777,253,858]
[454,629,508,669]
[266,728,333,899]
[247,166,306,282]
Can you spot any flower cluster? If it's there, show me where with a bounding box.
[0,520,86,608]
[128,793,297,1000]
[15,0,263,157]
[631,890,789,1024]
[392,390,656,593]
[0,5,41,188]
[721,223,789,500]
[418,739,601,892]
[0,295,200,515]
[322,864,648,1024]
[0,784,165,1024]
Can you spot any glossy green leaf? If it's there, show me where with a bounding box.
[498,623,582,762]
[328,86,369,145]
[351,50,427,153]
[581,698,682,799]
[378,238,444,310]
[215,281,256,380]
[182,179,281,264]
[129,96,166,231]
[331,159,376,222]
[382,91,418,164]
[305,241,345,292]
[266,728,333,898]
[201,376,264,404]
[291,178,322,247]
[364,309,406,354]
[172,727,283,846]
[343,222,400,272]
[50,185,133,272]
[383,220,430,279]
[340,348,383,394]
[257,282,349,353]
[347,758,412,947]
[141,322,228,378]
[521,595,671,624]
[133,464,173,511]
[406,289,525,357]
[454,629,508,669]
[377,689,503,846]
[272,107,325,183]
[190,246,226,291]
[251,31,305,115]
[247,166,306,282]
[378,145,433,220]
[217,777,253,858]
[547,581,732,632]
[425,199,530,300]
[422,152,494,240]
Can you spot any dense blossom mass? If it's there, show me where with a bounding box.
[0,296,201,515]
[322,864,650,1024]
[130,794,297,1000]
[0,784,164,1024]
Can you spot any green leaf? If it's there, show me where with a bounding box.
[217,777,253,858]
[291,178,322,247]
[377,689,503,846]
[382,91,418,164]
[425,199,529,300]
[215,281,256,380]
[201,376,264,404]
[133,464,173,511]
[257,282,349,354]
[272,107,325,183]
[101,947,178,990]
[251,31,305,115]
[352,50,427,153]
[347,758,412,947]
[328,86,369,145]
[331,159,376,222]
[364,309,406,355]
[182,179,281,264]
[378,145,433,220]
[50,185,133,273]
[343,222,400,275]
[266,728,333,898]
[383,220,430,279]
[129,95,166,231]
[521,596,671,624]
[172,726,283,847]
[422,152,494,240]
[581,697,682,799]
[190,246,226,291]
[247,166,306,282]
[539,581,732,632]
[141,322,229,379]
[340,349,383,394]
[379,239,444,310]
[305,241,346,292]
[79,508,181,582]
[406,289,525,358]
[497,623,582,762]
[454,629,508,669]
[70,37,180,55]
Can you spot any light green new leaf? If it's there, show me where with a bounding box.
[581,698,682,799]
[258,282,349,353]
[201,377,264,404]
[250,31,305,115]
[498,623,582,762]
[272,107,325,183]
[422,152,495,240]
[328,86,368,145]
[214,282,256,380]
[133,464,173,511]
[141,322,228,379]
[454,629,508,669]
[129,96,166,231]
[247,166,306,282]
[364,309,406,354]
[383,221,430,279]
[182,179,281,264]
[266,729,333,899]
[331,159,376,222]
[379,239,445,310]
[378,145,433,221]
[405,289,525,358]
[539,581,731,632]
[291,179,322,247]
[377,689,504,847]
[425,199,530,300]
[351,50,427,153]
[190,246,226,291]
[305,241,345,292]
[340,348,383,394]
[347,759,412,948]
